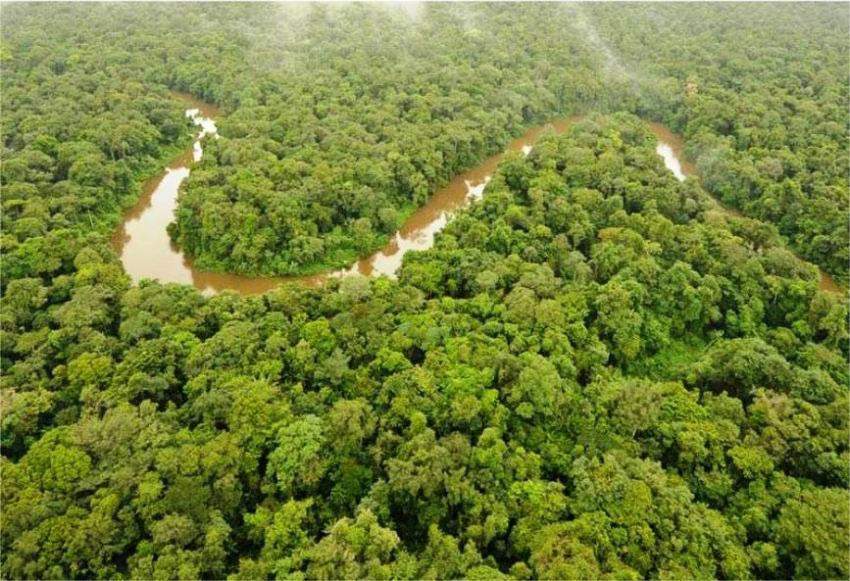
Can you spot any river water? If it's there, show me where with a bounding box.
[114,97,840,295]
[647,122,841,294]
[113,107,576,294]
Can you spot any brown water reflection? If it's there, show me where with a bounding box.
[114,96,841,296]
[647,122,841,294]
[647,122,697,182]
[113,101,577,295]
[341,117,579,278]
[110,95,294,294]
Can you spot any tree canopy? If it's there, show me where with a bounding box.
[1,3,848,580]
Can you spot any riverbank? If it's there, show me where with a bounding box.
[113,96,843,297]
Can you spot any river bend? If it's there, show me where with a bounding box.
[114,97,840,295]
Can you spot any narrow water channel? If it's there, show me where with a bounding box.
[648,122,841,294]
[113,104,577,295]
[114,96,841,295]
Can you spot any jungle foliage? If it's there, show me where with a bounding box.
[1,3,848,580]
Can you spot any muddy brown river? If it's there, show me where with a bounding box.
[114,96,841,295]
[113,104,577,294]
[647,122,841,294]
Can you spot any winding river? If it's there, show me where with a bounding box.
[647,122,841,294]
[114,96,840,295]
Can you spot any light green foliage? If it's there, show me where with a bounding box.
[1,3,848,580]
[268,415,327,496]
[775,488,850,580]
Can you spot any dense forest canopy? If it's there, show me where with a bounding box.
[1,2,848,580]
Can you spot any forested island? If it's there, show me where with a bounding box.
[1,3,848,580]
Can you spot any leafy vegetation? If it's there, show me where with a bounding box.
[1,3,848,580]
[588,3,850,283]
[169,4,618,275]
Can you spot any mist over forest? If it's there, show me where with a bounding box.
[1,2,848,580]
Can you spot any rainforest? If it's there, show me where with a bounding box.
[1,3,848,580]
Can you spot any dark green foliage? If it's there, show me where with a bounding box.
[1,3,848,580]
[587,3,850,282]
[168,4,618,275]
